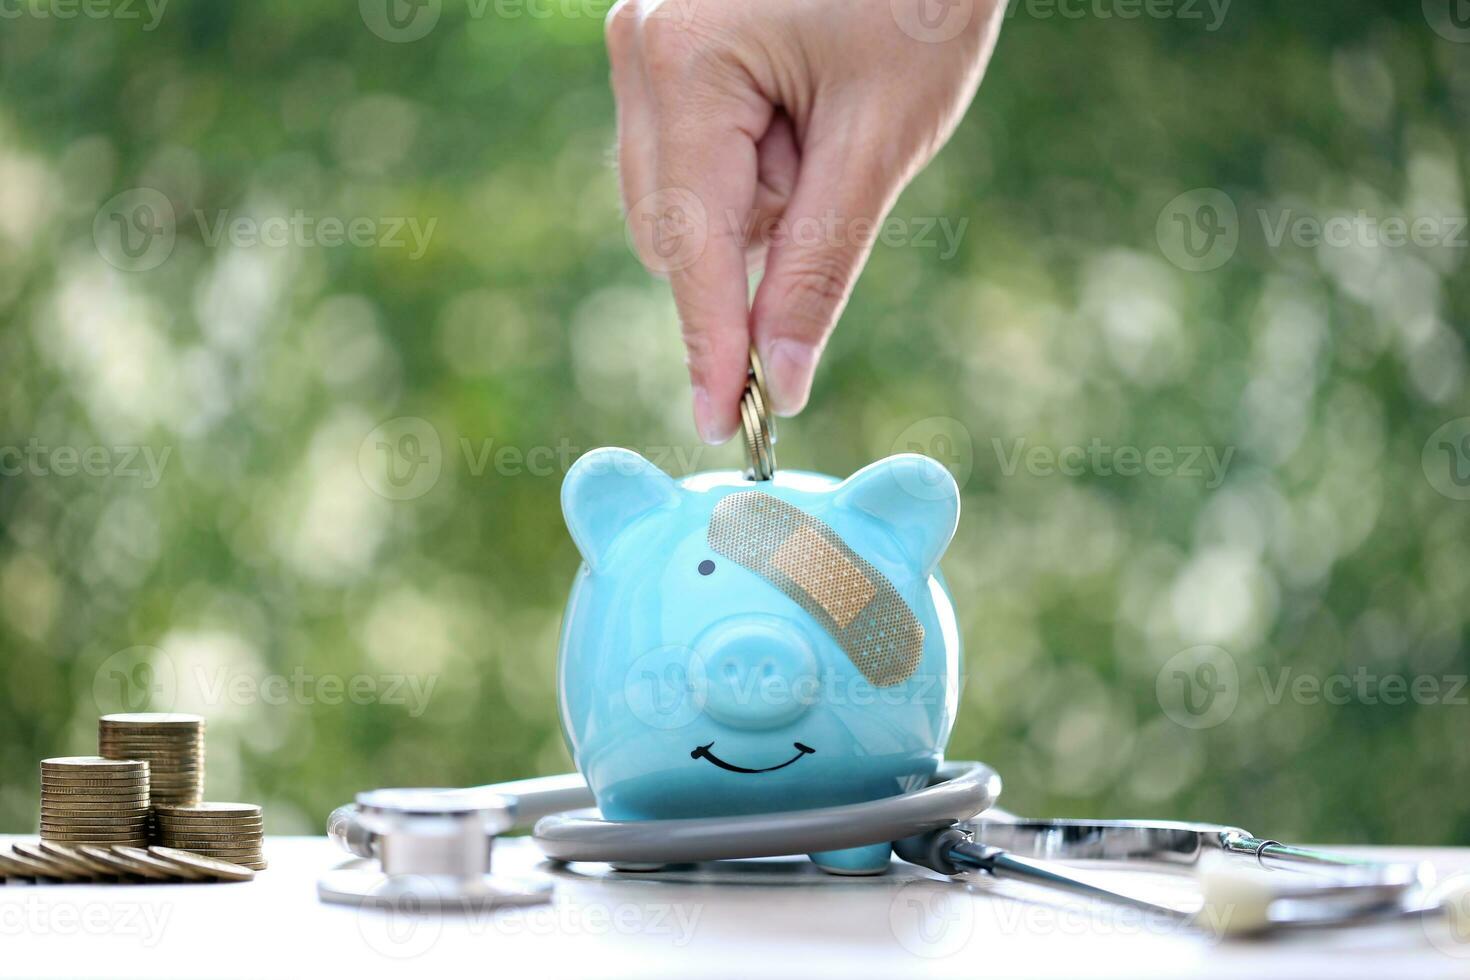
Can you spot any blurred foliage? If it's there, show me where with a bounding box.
[0,0,1467,846]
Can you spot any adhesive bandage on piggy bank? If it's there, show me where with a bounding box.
[707,491,924,688]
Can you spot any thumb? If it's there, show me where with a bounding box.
[750,126,906,416]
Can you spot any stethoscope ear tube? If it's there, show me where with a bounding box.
[529,761,1001,865]
[328,803,377,859]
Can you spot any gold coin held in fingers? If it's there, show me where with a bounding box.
[743,391,773,480]
[738,347,778,481]
[746,383,777,477]
[739,394,759,480]
[748,347,777,445]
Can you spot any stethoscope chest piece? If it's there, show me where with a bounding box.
[317,787,553,910]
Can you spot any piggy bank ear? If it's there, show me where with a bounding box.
[562,447,680,571]
[834,454,960,576]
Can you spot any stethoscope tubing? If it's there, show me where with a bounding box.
[531,760,1001,864]
[326,762,1449,933]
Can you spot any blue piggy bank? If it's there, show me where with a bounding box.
[557,448,962,875]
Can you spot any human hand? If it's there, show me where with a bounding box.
[608,0,1004,443]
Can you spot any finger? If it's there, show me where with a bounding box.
[754,112,799,215]
[644,30,772,444]
[750,118,905,416]
[606,0,659,261]
[657,124,757,445]
[744,110,801,277]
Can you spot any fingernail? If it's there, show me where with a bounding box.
[764,339,818,416]
[693,386,724,445]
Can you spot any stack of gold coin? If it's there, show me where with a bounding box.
[98,713,205,810]
[39,757,149,847]
[154,803,265,871]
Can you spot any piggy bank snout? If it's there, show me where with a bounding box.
[695,616,821,731]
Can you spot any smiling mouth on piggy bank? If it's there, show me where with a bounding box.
[690,742,816,774]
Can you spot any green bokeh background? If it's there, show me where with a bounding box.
[0,0,1467,845]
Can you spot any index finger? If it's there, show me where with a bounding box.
[640,33,770,443]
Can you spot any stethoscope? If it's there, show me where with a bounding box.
[319,761,1469,938]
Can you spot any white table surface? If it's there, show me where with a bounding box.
[2,835,1467,979]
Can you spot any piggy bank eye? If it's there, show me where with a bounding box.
[698,559,716,576]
